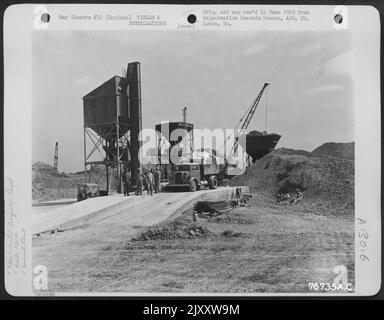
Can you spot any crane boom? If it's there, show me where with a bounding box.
[220,82,271,172]
[232,82,270,155]
[241,82,270,130]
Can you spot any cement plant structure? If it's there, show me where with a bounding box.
[82,62,142,193]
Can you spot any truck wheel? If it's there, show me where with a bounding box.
[208,176,218,189]
[189,179,197,192]
[77,191,85,202]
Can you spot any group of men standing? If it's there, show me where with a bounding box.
[122,167,161,196]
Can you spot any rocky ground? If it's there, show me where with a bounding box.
[33,193,354,293]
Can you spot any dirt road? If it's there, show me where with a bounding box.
[32,199,77,215]
[33,188,236,292]
[33,191,354,294]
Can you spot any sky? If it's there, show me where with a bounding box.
[32,30,354,173]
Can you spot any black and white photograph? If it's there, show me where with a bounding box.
[3,4,381,298]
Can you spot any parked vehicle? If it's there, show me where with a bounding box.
[167,162,220,192]
[77,183,107,201]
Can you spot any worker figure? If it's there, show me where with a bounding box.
[122,169,131,196]
[153,167,161,193]
[136,169,144,195]
[277,191,291,203]
[145,169,154,196]
[291,188,303,205]
[232,187,242,206]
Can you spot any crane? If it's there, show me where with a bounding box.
[53,142,58,173]
[226,82,270,164]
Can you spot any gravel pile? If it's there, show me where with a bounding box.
[312,142,354,160]
[133,216,214,241]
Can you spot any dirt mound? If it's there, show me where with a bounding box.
[33,161,54,169]
[229,146,354,211]
[312,142,354,160]
[32,161,108,201]
[274,148,313,157]
[133,216,214,241]
[221,230,245,238]
[32,171,78,201]
[32,186,77,202]
[32,164,85,201]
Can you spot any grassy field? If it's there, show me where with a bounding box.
[33,193,354,293]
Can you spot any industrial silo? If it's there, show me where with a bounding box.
[82,62,142,193]
[155,108,194,179]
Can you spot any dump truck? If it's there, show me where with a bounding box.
[167,162,221,191]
